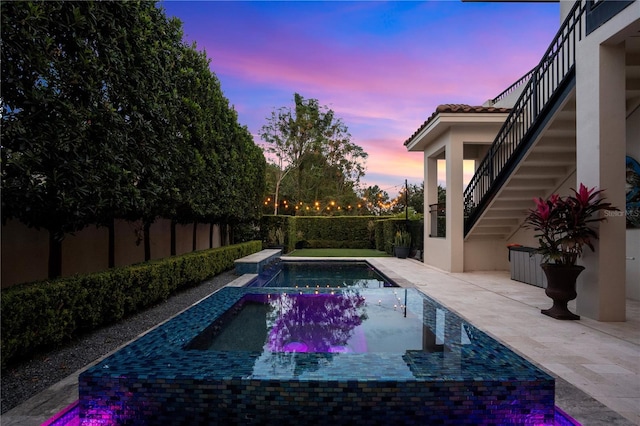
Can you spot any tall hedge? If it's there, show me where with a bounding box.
[260,215,293,252]
[293,216,375,249]
[0,241,261,368]
[1,1,265,276]
[378,218,423,255]
[260,216,422,254]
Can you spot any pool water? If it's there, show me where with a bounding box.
[80,285,557,424]
[186,289,435,354]
[248,260,397,288]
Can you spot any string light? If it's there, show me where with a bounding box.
[260,181,409,216]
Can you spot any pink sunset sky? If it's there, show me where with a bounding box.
[161,1,560,197]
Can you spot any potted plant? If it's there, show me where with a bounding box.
[522,183,618,320]
[267,227,285,249]
[393,230,411,259]
[294,230,308,249]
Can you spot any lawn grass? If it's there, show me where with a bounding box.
[285,248,390,257]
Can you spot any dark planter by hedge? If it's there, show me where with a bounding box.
[395,246,410,259]
[540,263,584,320]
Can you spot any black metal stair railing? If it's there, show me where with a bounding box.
[489,66,536,107]
[463,1,587,235]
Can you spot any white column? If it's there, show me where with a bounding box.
[446,133,465,273]
[575,41,627,321]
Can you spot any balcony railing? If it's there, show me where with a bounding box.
[463,1,587,235]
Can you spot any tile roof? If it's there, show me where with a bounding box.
[403,104,511,146]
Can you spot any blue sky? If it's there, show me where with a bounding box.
[161,0,560,196]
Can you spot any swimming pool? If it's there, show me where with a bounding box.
[79,263,556,424]
[247,260,397,288]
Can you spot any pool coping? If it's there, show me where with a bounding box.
[234,248,282,275]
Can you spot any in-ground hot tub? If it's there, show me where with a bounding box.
[79,284,554,425]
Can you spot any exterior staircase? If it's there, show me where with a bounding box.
[464,0,639,241]
[466,93,577,240]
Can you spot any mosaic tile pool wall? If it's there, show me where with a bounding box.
[79,287,555,425]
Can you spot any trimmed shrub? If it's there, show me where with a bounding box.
[375,220,385,251]
[304,239,372,249]
[262,216,377,250]
[373,219,423,255]
[260,215,291,251]
[1,241,261,368]
[408,219,424,256]
[261,215,422,256]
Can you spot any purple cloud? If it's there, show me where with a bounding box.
[162,0,559,194]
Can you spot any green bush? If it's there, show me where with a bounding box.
[260,215,423,256]
[295,217,373,248]
[304,239,371,249]
[373,219,423,255]
[0,241,261,368]
[261,216,377,251]
[374,220,385,251]
[260,215,292,251]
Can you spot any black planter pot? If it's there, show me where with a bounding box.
[394,246,410,259]
[540,263,584,320]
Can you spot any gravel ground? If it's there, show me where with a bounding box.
[0,270,237,414]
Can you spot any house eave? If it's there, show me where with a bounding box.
[405,112,510,152]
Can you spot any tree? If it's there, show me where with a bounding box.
[361,185,390,216]
[0,1,182,275]
[407,183,424,214]
[1,1,266,276]
[260,93,366,214]
[392,182,446,215]
[170,43,225,252]
[220,112,266,234]
[394,182,439,215]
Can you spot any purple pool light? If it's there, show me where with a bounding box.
[282,341,308,352]
[41,401,80,426]
[43,401,584,425]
